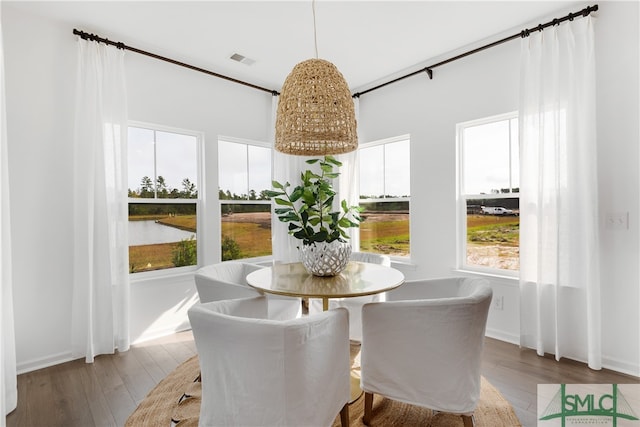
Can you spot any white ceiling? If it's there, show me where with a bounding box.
[7,0,586,92]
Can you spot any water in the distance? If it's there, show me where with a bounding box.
[129,220,195,246]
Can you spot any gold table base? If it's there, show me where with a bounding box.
[350,369,363,403]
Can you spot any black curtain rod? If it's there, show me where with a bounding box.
[352,4,598,98]
[74,4,597,100]
[72,29,279,95]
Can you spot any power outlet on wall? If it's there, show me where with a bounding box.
[605,212,629,230]
[493,295,504,311]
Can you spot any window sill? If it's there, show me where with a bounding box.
[453,268,519,285]
[130,266,198,284]
[390,258,417,270]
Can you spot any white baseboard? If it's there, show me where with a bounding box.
[17,327,638,379]
[131,321,192,345]
[17,351,75,375]
[485,327,520,345]
[485,329,640,378]
[602,355,640,378]
[17,322,193,375]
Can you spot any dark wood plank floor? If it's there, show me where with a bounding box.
[6,332,638,427]
[6,332,198,427]
[480,338,639,426]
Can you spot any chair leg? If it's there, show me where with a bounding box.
[340,403,349,427]
[462,414,474,427]
[363,392,374,425]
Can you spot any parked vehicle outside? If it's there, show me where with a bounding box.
[481,206,517,216]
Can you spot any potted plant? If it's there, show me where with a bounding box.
[265,155,362,276]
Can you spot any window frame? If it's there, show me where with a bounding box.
[456,112,519,277]
[358,134,411,261]
[218,136,273,264]
[127,121,204,278]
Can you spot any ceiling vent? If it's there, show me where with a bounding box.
[230,53,255,66]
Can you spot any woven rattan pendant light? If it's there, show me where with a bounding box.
[275,1,357,156]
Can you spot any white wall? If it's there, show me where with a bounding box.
[593,1,640,376]
[3,2,638,376]
[2,4,273,372]
[4,7,77,372]
[357,2,639,375]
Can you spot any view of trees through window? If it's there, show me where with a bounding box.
[128,126,199,273]
[128,131,413,268]
[218,137,412,261]
[218,140,272,261]
[459,114,519,272]
[125,119,520,271]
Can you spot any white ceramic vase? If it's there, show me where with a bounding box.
[299,240,352,276]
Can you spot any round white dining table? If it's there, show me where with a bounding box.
[246,261,405,311]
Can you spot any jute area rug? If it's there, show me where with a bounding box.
[126,353,521,427]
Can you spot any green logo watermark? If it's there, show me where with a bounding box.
[538,384,639,426]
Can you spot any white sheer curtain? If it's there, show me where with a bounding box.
[1,9,18,418]
[72,39,130,363]
[519,16,601,369]
[270,95,359,262]
[271,94,310,263]
[340,97,360,250]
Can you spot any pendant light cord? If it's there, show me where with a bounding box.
[312,0,319,58]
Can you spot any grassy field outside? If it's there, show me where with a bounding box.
[156,215,197,232]
[359,218,409,256]
[467,215,519,245]
[466,214,519,270]
[221,222,272,258]
[129,242,179,273]
[129,214,197,273]
[221,212,272,259]
[129,212,519,271]
[221,212,412,259]
[129,214,168,221]
[129,212,414,268]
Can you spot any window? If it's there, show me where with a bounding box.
[359,136,410,257]
[457,113,519,273]
[218,138,272,261]
[127,124,200,274]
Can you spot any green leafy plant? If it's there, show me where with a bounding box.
[172,236,197,267]
[221,235,242,261]
[265,156,362,246]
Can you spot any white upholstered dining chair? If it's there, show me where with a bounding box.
[188,296,351,427]
[309,252,391,341]
[194,261,301,320]
[360,277,493,426]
